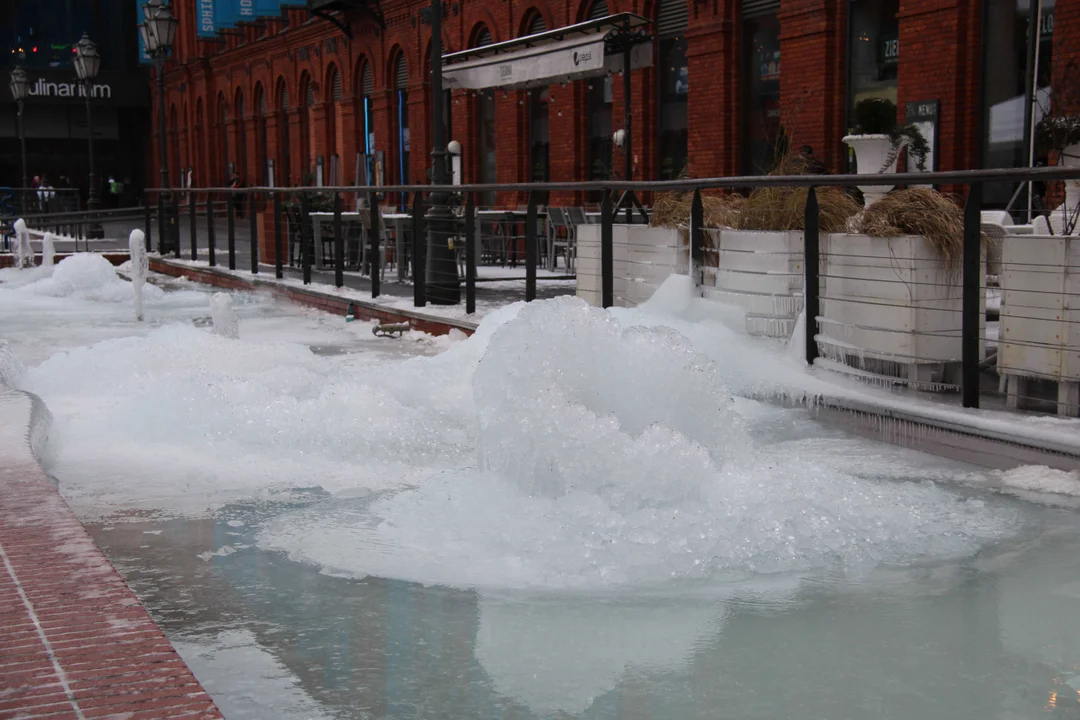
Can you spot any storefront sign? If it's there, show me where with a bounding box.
[8,70,150,107]
[198,0,217,37]
[880,33,899,67]
[905,99,938,179]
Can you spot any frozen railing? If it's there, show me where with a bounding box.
[140,164,1080,414]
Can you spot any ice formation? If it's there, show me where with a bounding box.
[129,230,148,321]
[12,218,31,268]
[210,292,238,339]
[19,253,165,304]
[41,232,55,270]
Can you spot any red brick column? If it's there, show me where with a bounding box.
[779,0,848,173]
[686,0,738,178]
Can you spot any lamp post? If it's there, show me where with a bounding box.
[74,33,103,238]
[424,0,459,304]
[9,56,29,215]
[141,0,178,254]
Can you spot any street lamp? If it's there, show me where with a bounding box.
[9,56,29,215]
[74,33,103,238]
[424,0,459,304]
[141,0,178,254]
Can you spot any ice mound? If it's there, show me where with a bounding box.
[210,293,239,338]
[261,298,1019,591]
[996,465,1080,496]
[22,253,164,303]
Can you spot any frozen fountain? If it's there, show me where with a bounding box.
[11,219,31,268]
[41,232,55,269]
[128,230,148,321]
[210,293,239,339]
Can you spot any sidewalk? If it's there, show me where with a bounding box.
[0,386,223,719]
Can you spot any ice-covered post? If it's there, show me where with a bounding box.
[41,232,55,269]
[210,293,239,339]
[12,218,31,268]
[129,229,148,321]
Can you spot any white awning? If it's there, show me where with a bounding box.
[442,14,652,91]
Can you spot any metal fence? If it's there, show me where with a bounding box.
[128,165,1080,419]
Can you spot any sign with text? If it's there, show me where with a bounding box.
[8,70,150,107]
[198,0,217,37]
[906,99,938,183]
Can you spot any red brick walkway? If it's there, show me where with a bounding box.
[0,388,223,720]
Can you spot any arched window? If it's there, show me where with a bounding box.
[326,66,341,181]
[276,78,291,186]
[527,13,546,34]
[393,52,409,203]
[235,89,247,184]
[472,26,496,205]
[356,60,375,185]
[588,0,608,20]
[218,93,230,184]
[657,0,688,179]
[255,83,269,184]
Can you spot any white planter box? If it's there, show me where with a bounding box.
[575,225,688,308]
[998,234,1080,415]
[700,229,804,337]
[818,233,984,387]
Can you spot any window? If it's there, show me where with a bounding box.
[395,54,409,206]
[741,7,781,175]
[846,0,899,170]
[982,0,1055,212]
[587,75,613,202]
[473,28,496,206]
[657,0,688,180]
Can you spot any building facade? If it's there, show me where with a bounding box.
[153,0,1074,207]
[1,0,151,204]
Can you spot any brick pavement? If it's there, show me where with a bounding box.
[0,387,223,720]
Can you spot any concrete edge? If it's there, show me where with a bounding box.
[149,257,478,336]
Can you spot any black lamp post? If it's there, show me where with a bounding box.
[9,56,29,215]
[424,0,459,304]
[141,0,178,253]
[74,33,103,238]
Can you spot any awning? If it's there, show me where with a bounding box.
[442,13,652,92]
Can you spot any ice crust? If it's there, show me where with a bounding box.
[8,261,1033,592]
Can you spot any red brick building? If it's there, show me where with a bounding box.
[152,0,1075,208]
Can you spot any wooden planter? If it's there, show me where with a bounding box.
[576,225,688,308]
[817,233,984,389]
[998,234,1080,416]
[700,229,804,338]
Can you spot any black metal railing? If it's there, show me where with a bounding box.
[137,165,1080,417]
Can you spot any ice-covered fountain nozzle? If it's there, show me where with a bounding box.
[128,229,148,321]
[41,232,55,269]
[210,292,239,339]
[12,219,31,269]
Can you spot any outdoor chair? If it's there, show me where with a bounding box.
[547,207,574,272]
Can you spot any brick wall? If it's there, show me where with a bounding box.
[150,0,1075,201]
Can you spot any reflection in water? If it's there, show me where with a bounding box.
[89,499,1080,720]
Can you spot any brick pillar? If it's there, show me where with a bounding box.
[408,91,429,186]
[494,90,526,207]
[338,98,359,186]
[547,81,588,207]
[779,0,847,173]
[264,113,280,184]
[371,90,393,185]
[686,2,739,178]
[243,116,259,186]
[226,117,241,177]
[897,0,982,182]
[311,102,328,173]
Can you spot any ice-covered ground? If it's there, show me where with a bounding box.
[3,255,1075,597]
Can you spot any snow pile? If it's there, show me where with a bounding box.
[260,298,1019,592]
[21,253,164,304]
[996,465,1080,496]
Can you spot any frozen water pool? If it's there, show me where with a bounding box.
[5,257,1080,719]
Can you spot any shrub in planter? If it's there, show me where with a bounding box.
[1035,114,1080,235]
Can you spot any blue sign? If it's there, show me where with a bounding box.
[215,1,238,31]
[197,0,216,37]
[237,0,255,23]
[254,0,282,15]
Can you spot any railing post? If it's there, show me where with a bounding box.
[143,194,151,252]
[333,192,344,288]
[226,193,237,270]
[601,191,614,309]
[300,193,312,285]
[207,193,217,267]
[962,182,983,409]
[249,192,259,274]
[525,192,538,302]
[690,189,704,282]
[157,192,166,254]
[172,192,181,258]
[189,190,197,261]
[804,186,821,366]
[465,192,476,314]
[368,190,380,298]
[412,191,426,307]
[273,193,283,279]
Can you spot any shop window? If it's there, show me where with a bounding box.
[657,0,688,180]
[741,7,781,175]
[846,0,899,170]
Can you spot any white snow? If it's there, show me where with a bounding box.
[210,292,239,338]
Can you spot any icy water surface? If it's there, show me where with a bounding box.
[7,258,1080,718]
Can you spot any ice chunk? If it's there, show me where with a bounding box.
[41,232,55,269]
[129,230,148,321]
[210,293,239,339]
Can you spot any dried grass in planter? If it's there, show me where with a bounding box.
[856,188,966,267]
[649,192,745,230]
[736,186,860,233]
